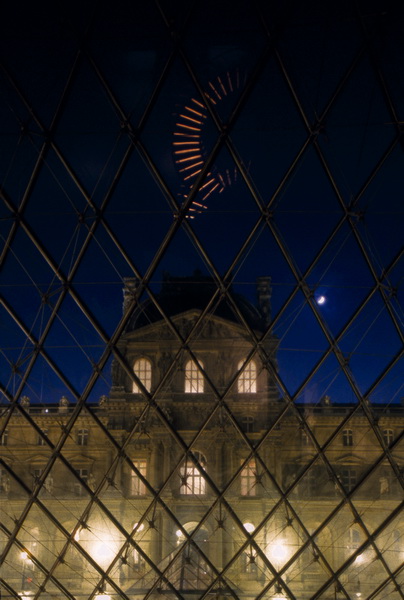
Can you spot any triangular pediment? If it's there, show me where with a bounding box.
[126,310,253,343]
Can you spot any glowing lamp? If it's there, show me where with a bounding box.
[90,538,119,567]
[270,542,288,562]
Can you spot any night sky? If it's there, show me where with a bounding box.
[0,0,403,408]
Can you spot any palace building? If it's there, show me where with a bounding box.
[1,275,403,600]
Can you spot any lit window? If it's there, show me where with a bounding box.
[341,469,357,492]
[237,360,257,393]
[38,429,48,446]
[132,358,152,393]
[77,428,89,446]
[180,452,206,495]
[240,459,257,496]
[383,429,394,446]
[0,430,8,446]
[342,429,353,447]
[130,460,147,496]
[185,360,204,393]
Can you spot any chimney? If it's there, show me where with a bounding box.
[256,276,272,326]
[122,277,138,314]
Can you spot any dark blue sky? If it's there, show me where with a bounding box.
[0,0,403,408]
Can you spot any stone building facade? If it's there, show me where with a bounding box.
[0,275,403,600]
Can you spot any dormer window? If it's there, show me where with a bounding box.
[38,429,48,446]
[342,429,353,447]
[185,360,204,393]
[77,428,89,446]
[132,358,152,393]
[238,360,257,393]
[383,429,394,446]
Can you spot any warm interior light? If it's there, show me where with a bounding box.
[90,537,119,567]
[270,541,288,561]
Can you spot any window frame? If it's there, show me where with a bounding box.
[74,468,89,496]
[342,429,353,447]
[77,428,89,446]
[179,451,206,495]
[129,459,147,496]
[240,459,257,497]
[348,527,360,550]
[37,429,48,446]
[241,416,255,433]
[132,357,152,393]
[0,468,10,494]
[237,359,257,393]
[383,429,394,446]
[184,360,204,394]
[341,468,357,492]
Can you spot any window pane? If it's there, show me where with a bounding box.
[130,460,147,496]
[240,459,257,496]
[133,358,152,393]
[238,360,257,393]
[185,360,204,393]
[180,453,206,494]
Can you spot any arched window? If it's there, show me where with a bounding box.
[180,451,206,495]
[132,358,152,393]
[175,523,210,589]
[238,360,257,393]
[185,360,204,393]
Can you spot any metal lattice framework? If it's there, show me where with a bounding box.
[0,2,403,600]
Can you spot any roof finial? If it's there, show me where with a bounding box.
[256,276,271,326]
